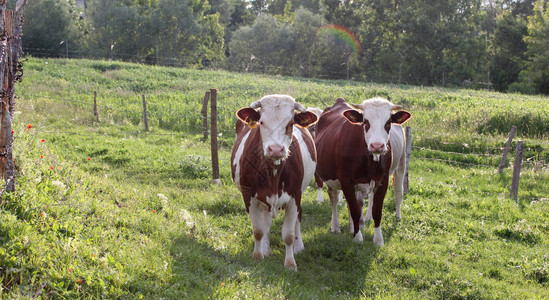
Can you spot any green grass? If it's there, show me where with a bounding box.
[1,57,548,298]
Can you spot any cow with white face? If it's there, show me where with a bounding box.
[231,95,318,271]
[315,97,411,245]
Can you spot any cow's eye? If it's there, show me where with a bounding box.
[259,121,264,126]
[363,120,370,132]
[385,120,391,133]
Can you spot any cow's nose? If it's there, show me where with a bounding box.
[267,144,285,158]
[369,142,385,153]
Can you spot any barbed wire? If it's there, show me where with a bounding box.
[22,46,515,89]
[413,156,495,168]
[411,175,548,201]
[412,146,503,157]
[10,120,548,207]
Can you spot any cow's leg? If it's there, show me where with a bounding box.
[294,217,304,254]
[365,191,374,221]
[282,197,299,271]
[364,181,375,221]
[328,187,341,233]
[315,174,324,202]
[393,150,406,220]
[262,215,272,257]
[349,190,365,233]
[249,197,271,260]
[341,183,363,243]
[372,177,389,246]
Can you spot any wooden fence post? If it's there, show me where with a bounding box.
[510,141,523,200]
[93,91,99,120]
[498,125,517,174]
[142,94,149,131]
[404,126,412,194]
[210,89,221,185]
[201,91,210,141]
[0,2,27,195]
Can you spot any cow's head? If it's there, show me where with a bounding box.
[342,97,411,161]
[236,95,318,163]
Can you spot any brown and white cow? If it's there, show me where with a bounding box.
[231,95,318,271]
[305,107,331,203]
[315,97,411,245]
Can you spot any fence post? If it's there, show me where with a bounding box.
[210,89,221,185]
[142,94,149,131]
[498,125,517,174]
[0,3,27,195]
[510,141,523,200]
[404,126,412,194]
[93,91,99,120]
[201,91,210,141]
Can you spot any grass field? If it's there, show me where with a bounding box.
[1,57,548,298]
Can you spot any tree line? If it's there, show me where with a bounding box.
[9,0,549,94]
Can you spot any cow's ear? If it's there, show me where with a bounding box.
[342,109,363,125]
[294,111,318,128]
[236,108,261,128]
[391,111,411,124]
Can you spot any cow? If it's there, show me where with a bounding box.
[231,95,318,271]
[305,107,330,203]
[315,97,411,245]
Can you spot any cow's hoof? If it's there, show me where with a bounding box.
[294,239,304,254]
[373,227,384,246]
[365,211,372,221]
[253,251,264,260]
[353,231,363,243]
[373,237,384,247]
[284,259,297,271]
[316,189,324,202]
[331,227,341,234]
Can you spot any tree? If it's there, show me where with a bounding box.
[356,0,399,82]
[291,8,325,77]
[226,8,327,76]
[17,0,87,57]
[393,0,487,86]
[85,0,224,66]
[86,0,146,60]
[490,11,528,92]
[519,0,549,94]
[226,14,294,74]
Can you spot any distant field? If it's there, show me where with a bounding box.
[1,58,548,298]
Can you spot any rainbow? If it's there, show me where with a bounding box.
[317,24,362,58]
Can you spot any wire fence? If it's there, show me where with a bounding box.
[14,91,549,202]
[22,45,509,90]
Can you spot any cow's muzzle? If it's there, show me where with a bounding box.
[266,144,286,160]
[369,142,386,154]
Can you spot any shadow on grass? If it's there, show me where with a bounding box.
[163,198,400,298]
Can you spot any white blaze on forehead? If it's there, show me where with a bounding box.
[255,95,298,158]
[360,97,394,122]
